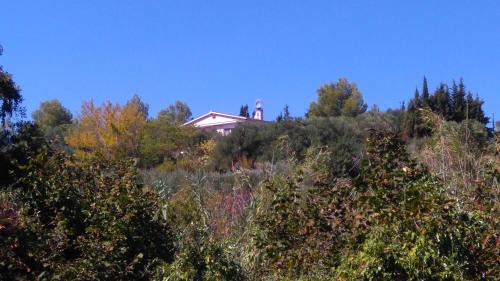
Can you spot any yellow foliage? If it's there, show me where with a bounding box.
[198,139,216,167]
[66,99,146,161]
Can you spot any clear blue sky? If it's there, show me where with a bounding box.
[1,1,499,123]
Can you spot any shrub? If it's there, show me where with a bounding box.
[1,147,175,280]
[157,181,246,280]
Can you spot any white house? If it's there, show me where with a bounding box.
[183,100,264,135]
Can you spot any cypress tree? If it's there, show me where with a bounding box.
[431,83,452,120]
[406,77,489,137]
[403,88,424,137]
[466,93,474,121]
[404,100,417,138]
[422,76,430,108]
[239,104,250,118]
[451,78,466,122]
[283,104,291,121]
[471,94,488,124]
[276,113,283,122]
[413,87,422,108]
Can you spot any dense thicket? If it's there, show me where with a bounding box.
[242,131,497,280]
[211,109,405,174]
[1,58,498,281]
[0,124,175,280]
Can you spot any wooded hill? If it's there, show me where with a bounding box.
[1,47,498,280]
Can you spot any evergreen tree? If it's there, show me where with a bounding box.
[403,100,417,137]
[430,83,452,120]
[422,76,430,108]
[307,78,367,118]
[239,104,249,118]
[283,104,291,121]
[405,78,489,138]
[276,113,283,122]
[413,87,422,108]
[451,79,466,122]
[470,94,489,125]
[276,105,292,122]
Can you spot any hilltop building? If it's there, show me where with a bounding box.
[183,100,264,135]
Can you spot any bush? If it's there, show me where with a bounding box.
[156,181,246,280]
[244,147,360,279]
[1,141,175,280]
[335,131,496,280]
[211,117,364,175]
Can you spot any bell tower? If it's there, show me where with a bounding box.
[253,99,263,120]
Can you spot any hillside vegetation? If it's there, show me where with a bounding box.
[1,49,498,280]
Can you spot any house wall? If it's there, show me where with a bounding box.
[185,112,264,135]
[194,114,245,127]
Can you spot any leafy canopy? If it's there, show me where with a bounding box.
[0,45,23,124]
[157,100,192,125]
[66,96,148,161]
[307,78,367,118]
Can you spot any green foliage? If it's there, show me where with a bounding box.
[211,123,268,169]
[32,100,73,131]
[417,111,495,205]
[356,108,406,134]
[307,78,367,118]
[276,104,292,122]
[141,117,190,167]
[156,181,246,281]
[0,46,23,124]
[404,77,489,137]
[157,100,192,125]
[244,130,497,280]
[239,104,250,118]
[1,134,175,280]
[245,147,360,279]
[0,122,47,187]
[211,117,364,175]
[1,63,497,280]
[156,224,245,281]
[32,99,73,149]
[335,131,495,280]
